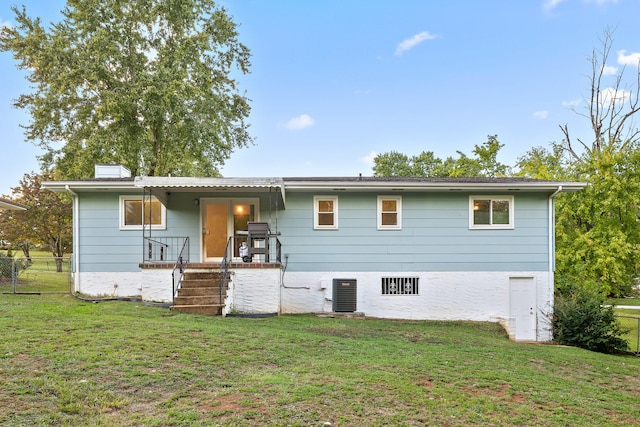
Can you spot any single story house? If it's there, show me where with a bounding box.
[43,164,586,342]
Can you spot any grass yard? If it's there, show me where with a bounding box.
[0,250,71,294]
[1,295,639,426]
[616,309,640,355]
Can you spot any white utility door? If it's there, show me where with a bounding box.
[509,277,537,341]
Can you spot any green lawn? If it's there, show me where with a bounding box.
[1,295,639,426]
[0,252,71,294]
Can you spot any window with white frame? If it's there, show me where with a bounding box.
[469,196,514,229]
[377,195,402,229]
[119,196,166,230]
[314,196,338,229]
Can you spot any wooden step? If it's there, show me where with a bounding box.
[173,295,223,305]
[176,286,221,297]
[180,278,221,288]
[170,268,229,316]
[170,304,224,315]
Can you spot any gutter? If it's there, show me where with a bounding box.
[548,186,562,325]
[65,185,80,287]
[548,185,562,273]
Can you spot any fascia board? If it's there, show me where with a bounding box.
[282,180,587,192]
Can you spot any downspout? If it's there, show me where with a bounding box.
[547,185,562,338]
[65,185,80,292]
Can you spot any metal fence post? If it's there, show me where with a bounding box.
[11,258,17,294]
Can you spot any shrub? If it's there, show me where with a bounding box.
[553,285,629,354]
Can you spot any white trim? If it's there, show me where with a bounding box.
[469,195,514,230]
[377,195,402,230]
[119,195,166,230]
[313,195,338,229]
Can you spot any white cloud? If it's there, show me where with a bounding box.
[617,50,640,67]
[601,65,618,75]
[283,114,314,131]
[0,18,12,29]
[599,87,631,106]
[361,151,378,165]
[562,98,582,107]
[394,31,438,56]
[543,0,567,12]
[533,110,549,120]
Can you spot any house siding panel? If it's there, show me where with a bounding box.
[278,192,549,272]
[76,191,277,272]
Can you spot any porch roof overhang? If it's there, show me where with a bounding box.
[134,177,286,207]
[282,177,587,193]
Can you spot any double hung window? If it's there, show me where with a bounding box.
[377,196,402,230]
[469,196,514,229]
[120,196,166,230]
[314,196,338,229]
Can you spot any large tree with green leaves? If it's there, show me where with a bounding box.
[517,29,640,297]
[0,0,252,179]
[0,172,72,272]
[373,135,510,178]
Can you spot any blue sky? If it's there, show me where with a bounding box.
[1,0,639,195]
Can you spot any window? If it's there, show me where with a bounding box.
[314,196,338,229]
[377,196,402,230]
[382,277,419,295]
[469,196,514,229]
[120,196,166,230]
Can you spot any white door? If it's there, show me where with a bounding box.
[509,277,537,341]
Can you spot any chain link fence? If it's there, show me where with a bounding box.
[0,257,72,294]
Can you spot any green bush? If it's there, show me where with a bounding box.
[553,285,629,354]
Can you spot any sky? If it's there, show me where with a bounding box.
[1,0,639,196]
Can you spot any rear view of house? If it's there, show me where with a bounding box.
[44,165,585,342]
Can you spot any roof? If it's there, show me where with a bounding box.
[42,175,587,206]
[0,197,27,210]
[282,176,587,192]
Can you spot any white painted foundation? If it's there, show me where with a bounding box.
[74,268,553,341]
[279,270,553,342]
[74,270,173,303]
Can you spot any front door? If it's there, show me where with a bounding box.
[202,198,258,262]
[509,277,537,341]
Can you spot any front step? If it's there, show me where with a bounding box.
[170,269,229,316]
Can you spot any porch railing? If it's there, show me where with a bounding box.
[144,237,190,263]
[220,237,234,308]
[171,237,190,304]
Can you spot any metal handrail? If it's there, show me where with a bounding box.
[144,236,189,263]
[219,237,234,309]
[171,237,190,305]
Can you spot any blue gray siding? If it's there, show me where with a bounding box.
[277,191,550,272]
[77,191,277,272]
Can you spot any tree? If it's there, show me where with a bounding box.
[560,28,640,161]
[0,172,72,272]
[0,0,252,179]
[373,135,509,178]
[517,29,640,297]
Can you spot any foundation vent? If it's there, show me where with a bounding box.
[382,277,419,295]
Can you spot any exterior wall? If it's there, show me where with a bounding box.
[73,187,555,341]
[74,269,173,303]
[75,191,277,272]
[74,271,142,298]
[277,191,550,272]
[225,267,281,315]
[279,270,553,341]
